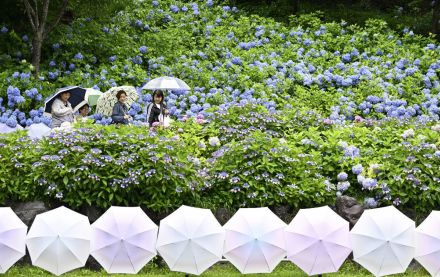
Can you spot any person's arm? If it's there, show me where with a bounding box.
[51,100,73,117]
[111,104,125,123]
[146,103,154,125]
[162,103,169,115]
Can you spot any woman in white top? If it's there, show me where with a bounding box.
[51,91,74,128]
[146,90,169,126]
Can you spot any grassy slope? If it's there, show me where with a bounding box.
[4,261,429,276]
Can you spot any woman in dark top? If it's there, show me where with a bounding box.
[111,90,132,124]
[146,90,169,126]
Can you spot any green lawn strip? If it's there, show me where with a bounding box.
[4,261,429,276]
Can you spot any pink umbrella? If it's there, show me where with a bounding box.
[285,206,351,276]
[415,211,440,276]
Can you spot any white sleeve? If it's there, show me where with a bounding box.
[52,100,73,116]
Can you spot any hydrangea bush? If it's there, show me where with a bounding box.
[0,105,439,217]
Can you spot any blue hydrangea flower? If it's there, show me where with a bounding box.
[337,172,348,181]
[74,52,83,60]
[352,164,363,175]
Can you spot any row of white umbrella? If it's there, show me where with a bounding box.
[1,205,439,276]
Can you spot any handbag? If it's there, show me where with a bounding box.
[158,114,171,127]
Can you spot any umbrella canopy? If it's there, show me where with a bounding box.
[85,88,102,107]
[0,123,23,134]
[142,76,190,91]
[26,206,91,276]
[415,211,440,276]
[156,205,224,275]
[72,88,102,113]
[285,206,351,276]
[223,207,286,274]
[95,86,138,117]
[26,123,51,139]
[0,207,27,273]
[44,86,86,115]
[350,206,415,277]
[91,206,158,274]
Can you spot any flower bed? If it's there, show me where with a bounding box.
[1,104,439,217]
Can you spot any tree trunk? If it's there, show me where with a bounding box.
[31,31,43,75]
[23,0,69,77]
[292,0,300,14]
[432,0,440,35]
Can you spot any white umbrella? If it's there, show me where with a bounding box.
[223,207,286,274]
[26,123,51,139]
[285,206,351,275]
[142,76,190,91]
[26,206,91,276]
[95,86,138,117]
[85,88,102,107]
[91,206,158,274]
[350,206,415,277]
[0,123,24,134]
[0,207,27,273]
[415,211,440,277]
[73,88,102,112]
[156,205,224,275]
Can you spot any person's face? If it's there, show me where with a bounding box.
[119,93,127,103]
[61,92,70,102]
[154,94,162,104]
[79,106,89,116]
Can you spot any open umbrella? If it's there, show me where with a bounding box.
[95,86,138,117]
[350,206,415,277]
[44,86,86,116]
[223,207,286,274]
[142,76,190,91]
[73,88,103,112]
[415,211,440,277]
[91,206,158,274]
[26,123,51,139]
[84,88,102,107]
[156,205,224,275]
[0,123,23,134]
[285,206,351,276]
[0,207,27,273]
[26,206,91,276]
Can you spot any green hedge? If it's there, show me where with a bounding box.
[1,104,439,216]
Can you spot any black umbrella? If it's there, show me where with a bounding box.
[44,86,87,115]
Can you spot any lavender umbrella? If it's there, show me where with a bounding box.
[285,206,352,276]
[91,206,158,274]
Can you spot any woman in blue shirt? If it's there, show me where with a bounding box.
[111,90,132,124]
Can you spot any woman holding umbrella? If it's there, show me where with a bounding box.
[51,91,74,128]
[111,90,132,124]
[146,90,169,127]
